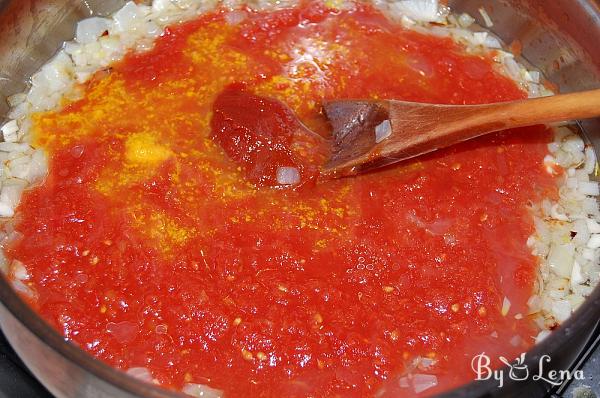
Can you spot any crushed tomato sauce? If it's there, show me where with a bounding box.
[8,2,558,397]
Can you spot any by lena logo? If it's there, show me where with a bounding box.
[471,352,585,388]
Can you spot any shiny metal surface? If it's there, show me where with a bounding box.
[1,1,600,397]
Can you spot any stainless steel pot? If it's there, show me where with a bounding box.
[1,1,599,397]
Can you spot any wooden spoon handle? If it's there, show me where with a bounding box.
[380,88,600,162]
[323,88,600,178]
[468,88,600,128]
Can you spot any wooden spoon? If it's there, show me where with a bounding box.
[322,89,600,177]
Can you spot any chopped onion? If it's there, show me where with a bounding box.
[106,321,138,343]
[478,6,493,27]
[182,383,224,398]
[472,32,487,46]
[551,299,572,322]
[501,296,511,316]
[582,247,597,261]
[0,251,7,275]
[1,120,19,143]
[152,0,174,13]
[571,219,590,245]
[527,70,541,83]
[11,259,29,281]
[535,329,552,344]
[457,13,474,28]
[417,357,436,370]
[527,295,542,313]
[587,234,600,249]
[113,2,143,32]
[0,142,30,153]
[566,177,578,190]
[76,17,112,44]
[412,374,438,394]
[375,120,392,143]
[0,179,27,217]
[126,367,153,383]
[392,0,446,23]
[225,10,248,25]
[483,35,502,49]
[547,242,575,278]
[26,150,49,184]
[276,167,300,185]
[562,135,585,154]
[578,181,599,196]
[11,279,36,300]
[7,93,26,108]
[570,260,586,287]
[510,335,522,347]
[549,203,568,221]
[584,147,597,174]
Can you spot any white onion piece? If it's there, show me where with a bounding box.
[478,6,493,27]
[391,0,446,23]
[0,250,7,275]
[510,335,522,347]
[1,120,19,143]
[126,367,153,383]
[587,234,600,249]
[76,17,111,44]
[547,243,575,278]
[586,218,600,234]
[182,383,224,398]
[7,93,26,108]
[578,181,599,196]
[106,321,138,343]
[375,120,392,143]
[417,357,436,370]
[0,142,30,153]
[571,260,586,287]
[276,167,300,186]
[457,13,474,27]
[502,56,521,81]
[571,219,590,245]
[483,35,502,49]
[535,330,552,344]
[0,179,27,217]
[582,247,597,261]
[566,177,578,190]
[152,0,175,13]
[412,374,438,394]
[563,135,585,154]
[550,204,568,221]
[501,296,511,316]
[11,279,36,300]
[548,142,564,154]
[11,259,29,281]
[584,147,597,174]
[527,70,541,83]
[472,32,487,46]
[27,150,48,184]
[113,2,144,32]
[552,299,572,322]
[527,295,542,313]
[225,10,248,25]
